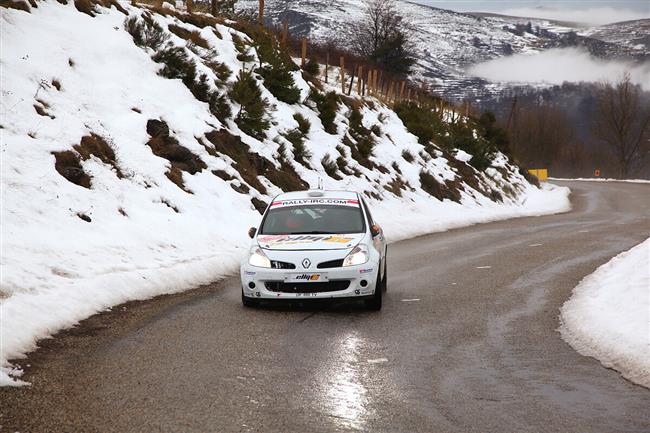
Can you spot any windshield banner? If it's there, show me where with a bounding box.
[270,198,359,209]
[258,234,356,245]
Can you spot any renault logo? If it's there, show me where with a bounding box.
[302,258,311,268]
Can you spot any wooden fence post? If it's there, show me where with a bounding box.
[356,66,363,95]
[339,56,345,94]
[258,0,264,26]
[347,64,356,95]
[301,38,307,68]
[281,20,288,46]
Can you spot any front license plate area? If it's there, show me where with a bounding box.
[285,273,329,283]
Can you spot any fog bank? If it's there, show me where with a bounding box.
[468,48,650,90]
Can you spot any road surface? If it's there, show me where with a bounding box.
[2,181,649,432]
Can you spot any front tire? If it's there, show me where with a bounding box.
[365,266,384,311]
[242,289,260,308]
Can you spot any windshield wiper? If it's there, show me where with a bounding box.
[290,231,333,235]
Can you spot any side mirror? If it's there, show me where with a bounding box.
[248,227,257,239]
[370,224,381,237]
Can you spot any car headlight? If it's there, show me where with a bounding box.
[343,245,369,267]
[248,246,271,268]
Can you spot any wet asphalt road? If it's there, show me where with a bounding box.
[2,181,650,433]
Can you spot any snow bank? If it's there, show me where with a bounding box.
[1,1,569,385]
[549,177,650,184]
[560,239,650,388]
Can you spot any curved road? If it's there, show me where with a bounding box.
[2,181,649,432]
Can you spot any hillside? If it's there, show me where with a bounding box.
[0,0,569,385]
[243,0,649,100]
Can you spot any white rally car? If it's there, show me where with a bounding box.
[240,189,387,310]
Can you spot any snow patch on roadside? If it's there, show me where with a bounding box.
[549,177,650,184]
[560,238,650,388]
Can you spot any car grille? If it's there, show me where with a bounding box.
[265,280,351,293]
[317,259,344,269]
[271,260,296,269]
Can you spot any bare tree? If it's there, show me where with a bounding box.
[592,73,650,178]
[348,0,415,76]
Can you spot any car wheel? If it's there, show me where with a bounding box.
[381,256,388,292]
[242,289,259,308]
[365,269,383,311]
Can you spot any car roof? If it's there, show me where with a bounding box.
[274,190,359,201]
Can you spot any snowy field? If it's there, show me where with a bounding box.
[1,1,570,385]
[560,238,650,388]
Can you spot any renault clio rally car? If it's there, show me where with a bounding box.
[241,190,387,310]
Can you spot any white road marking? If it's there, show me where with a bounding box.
[451,282,457,285]
[401,298,420,302]
[476,266,492,269]
[529,243,543,247]
[367,358,388,364]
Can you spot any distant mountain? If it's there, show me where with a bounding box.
[241,0,649,101]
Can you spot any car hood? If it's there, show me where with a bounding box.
[256,233,365,251]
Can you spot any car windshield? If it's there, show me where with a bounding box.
[260,203,365,235]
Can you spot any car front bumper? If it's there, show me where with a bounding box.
[240,261,379,300]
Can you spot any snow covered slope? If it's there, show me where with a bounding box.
[560,238,650,388]
[0,0,568,385]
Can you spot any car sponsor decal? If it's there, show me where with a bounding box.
[270,198,359,208]
[286,273,324,282]
[359,268,374,274]
[257,234,355,245]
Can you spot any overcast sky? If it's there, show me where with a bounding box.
[411,1,650,25]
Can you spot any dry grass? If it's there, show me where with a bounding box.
[168,23,210,49]
[52,151,91,188]
[146,119,206,192]
[0,0,30,12]
[74,0,96,16]
[51,79,62,91]
[74,134,123,178]
[419,171,461,203]
[251,197,268,215]
[101,0,126,14]
[205,129,308,194]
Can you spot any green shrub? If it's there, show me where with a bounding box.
[303,57,320,76]
[257,64,301,104]
[232,34,255,63]
[206,60,232,84]
[124,17,169,51]
[321,155,340,179]
[348,107,375,160]
[282,128,311,165]
[310,90,339,134]
[293,113,311,135]
[394,101,443,145]
[190,73,211,102]
[230,23,301,104]
[228,69,270,139]
[209,91,231,123]
[152,45,197,88]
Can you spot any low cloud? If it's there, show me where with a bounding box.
[468,48,650,90]
[499,7,649,26]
